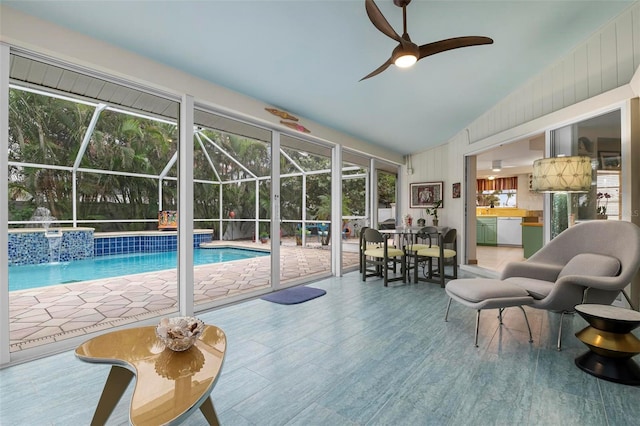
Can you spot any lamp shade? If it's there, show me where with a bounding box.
[532,156,592,192]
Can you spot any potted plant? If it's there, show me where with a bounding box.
[425,199,443,226]
[596,192,611,219]
[295,226,310,245]
[259,231,269,243]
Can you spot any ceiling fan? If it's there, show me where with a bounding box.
[361,0,494,81]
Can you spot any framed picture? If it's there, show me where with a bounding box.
[599,151,621,170]
[452,182,461,199]
[410,181,443,208]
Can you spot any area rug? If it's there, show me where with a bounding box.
[261,286,326,305]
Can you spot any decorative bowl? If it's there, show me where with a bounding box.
[155,316,205,351]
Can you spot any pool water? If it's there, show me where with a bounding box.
[9,248,268,291]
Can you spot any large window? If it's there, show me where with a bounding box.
[3,51,398,360]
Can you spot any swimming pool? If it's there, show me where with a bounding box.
[9,247,268,291]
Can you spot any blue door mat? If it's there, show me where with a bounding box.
[261,286,326,305]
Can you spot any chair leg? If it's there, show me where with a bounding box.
[557,311,566,351]
[444,297,452,322]
[452,255,458,279]
[517,306,533,343]
[475,310,481,347]
[383,258,388,287]
[498,308,504,324]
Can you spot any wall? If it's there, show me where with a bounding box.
[516,174,543,212]
[466,2,640,144]
[407,2,639,272]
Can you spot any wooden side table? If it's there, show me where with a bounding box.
[76,324,226,425]
[574,304,640,386]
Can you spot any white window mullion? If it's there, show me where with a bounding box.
[271,132,281,289]
[178,94,194,315]
[1,43,11,364]
[332,146,342,276]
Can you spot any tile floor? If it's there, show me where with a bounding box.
[1,270,638,425]
[475,245,526,273]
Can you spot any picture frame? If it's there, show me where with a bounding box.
[598,151,621,170]
[410,181,443,208]
[452,182,461,199]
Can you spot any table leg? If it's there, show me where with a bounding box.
[91,365,134,426]
[199,396,220,426]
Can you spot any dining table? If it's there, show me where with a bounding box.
[379,226,447,282]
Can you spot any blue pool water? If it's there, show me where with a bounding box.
[9,248,268,291]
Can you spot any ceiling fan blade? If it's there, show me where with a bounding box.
[365,0,402,43]
[359,58,393,81]
[418,36,493,59]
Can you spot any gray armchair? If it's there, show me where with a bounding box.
[501,220,640,349]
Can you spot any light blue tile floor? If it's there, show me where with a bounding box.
[1,270,639,425]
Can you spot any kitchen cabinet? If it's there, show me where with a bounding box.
[522,223,543,258]
[477,217,497,246]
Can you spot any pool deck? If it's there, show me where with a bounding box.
[9,240,361,352]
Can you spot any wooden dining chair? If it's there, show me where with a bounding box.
[415,228,457,287]
[362,228,406,286]
[405,226,438,282]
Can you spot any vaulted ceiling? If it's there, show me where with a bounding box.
[4,0,634,155]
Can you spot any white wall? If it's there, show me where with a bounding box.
[516,174,543,212]
[405,2,639,266]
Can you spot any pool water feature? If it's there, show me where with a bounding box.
[9,247,268,291]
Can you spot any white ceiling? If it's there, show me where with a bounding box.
[4,0,634,156]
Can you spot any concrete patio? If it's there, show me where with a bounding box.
[9,241,361,352]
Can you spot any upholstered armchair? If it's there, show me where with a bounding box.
[501,220,640,349]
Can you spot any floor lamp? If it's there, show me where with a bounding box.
[531,156,592,231]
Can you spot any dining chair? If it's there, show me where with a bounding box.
[415,228,457,287]
[405,226,438,282]
[362,228,406,286]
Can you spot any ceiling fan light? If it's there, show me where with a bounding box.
[394,54,417,68]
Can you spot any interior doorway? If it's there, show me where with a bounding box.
[467,133,545,274]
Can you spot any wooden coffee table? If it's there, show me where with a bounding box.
[574,304,640,385]
[76,324,226,425]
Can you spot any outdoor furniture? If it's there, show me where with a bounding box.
[361,228,406,286]
[76,324,226,425]
[318,223,329,243]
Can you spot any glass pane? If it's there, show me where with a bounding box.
[8,88,94,167]
[193,109,272,309]
[8,82,180,353]
[280,137,332,283]
[551,110,621,237]
[83,109,178,174]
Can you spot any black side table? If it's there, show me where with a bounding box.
[574,304,640,385]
